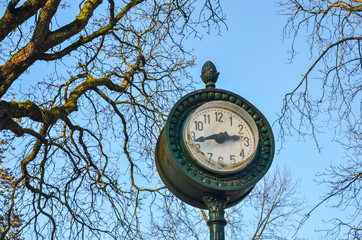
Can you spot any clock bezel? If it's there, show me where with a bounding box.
[155,88,274,208]
[164,89,274,190]
[182,100,260,174]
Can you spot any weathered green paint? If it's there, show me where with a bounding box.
[203,194,228,240]
[201,61,219,89]
[155,88,275,209]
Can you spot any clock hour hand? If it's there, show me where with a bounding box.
[194,134,218,143]
[195,132,240,144]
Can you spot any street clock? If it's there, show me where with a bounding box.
[155,61,275,240]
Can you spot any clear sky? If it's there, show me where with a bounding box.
[1,1,356,239]
[185,1,349,239]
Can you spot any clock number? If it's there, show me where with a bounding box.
[196,143,201,149]
[215,112,223,122]
[203,114,210,124]
[244,137,250,147]
[238,124,243,132]
[207,152,213,161]
[194,121,203,131]
[240,149,245,159]
[230,155,236,163]
[191,131,196,140]
[218,156,223,163]
[229,116,233,126]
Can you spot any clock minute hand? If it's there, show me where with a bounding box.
[227,134,240,141]
[221,132,240,142]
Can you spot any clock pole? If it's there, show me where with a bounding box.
[202,194,229,240]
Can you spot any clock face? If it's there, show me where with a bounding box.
[183,101,259,174]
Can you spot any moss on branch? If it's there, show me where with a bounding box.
[0,75,127,133]
[0,0,47,42]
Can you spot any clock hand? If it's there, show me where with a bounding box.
[194,134,218,143]
[194,132,240,144]
[217,132,241,143]
[194,132,225,143]
[228,134,240,141]
[212,132,226,143]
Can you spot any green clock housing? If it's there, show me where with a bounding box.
[155,88,274,209]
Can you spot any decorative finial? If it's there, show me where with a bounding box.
[201,61,219,89]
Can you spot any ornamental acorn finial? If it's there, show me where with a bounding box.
[201,61,219,89]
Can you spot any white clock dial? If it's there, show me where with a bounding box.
[183,101,259,174]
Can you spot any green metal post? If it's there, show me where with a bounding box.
[202,194,229,240]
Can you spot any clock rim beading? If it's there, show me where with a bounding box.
[165,88,274,192]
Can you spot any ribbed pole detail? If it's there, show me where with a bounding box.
[202,194,229,240]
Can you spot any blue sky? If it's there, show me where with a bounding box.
[1,1,356,239]
[185,1,350,239]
